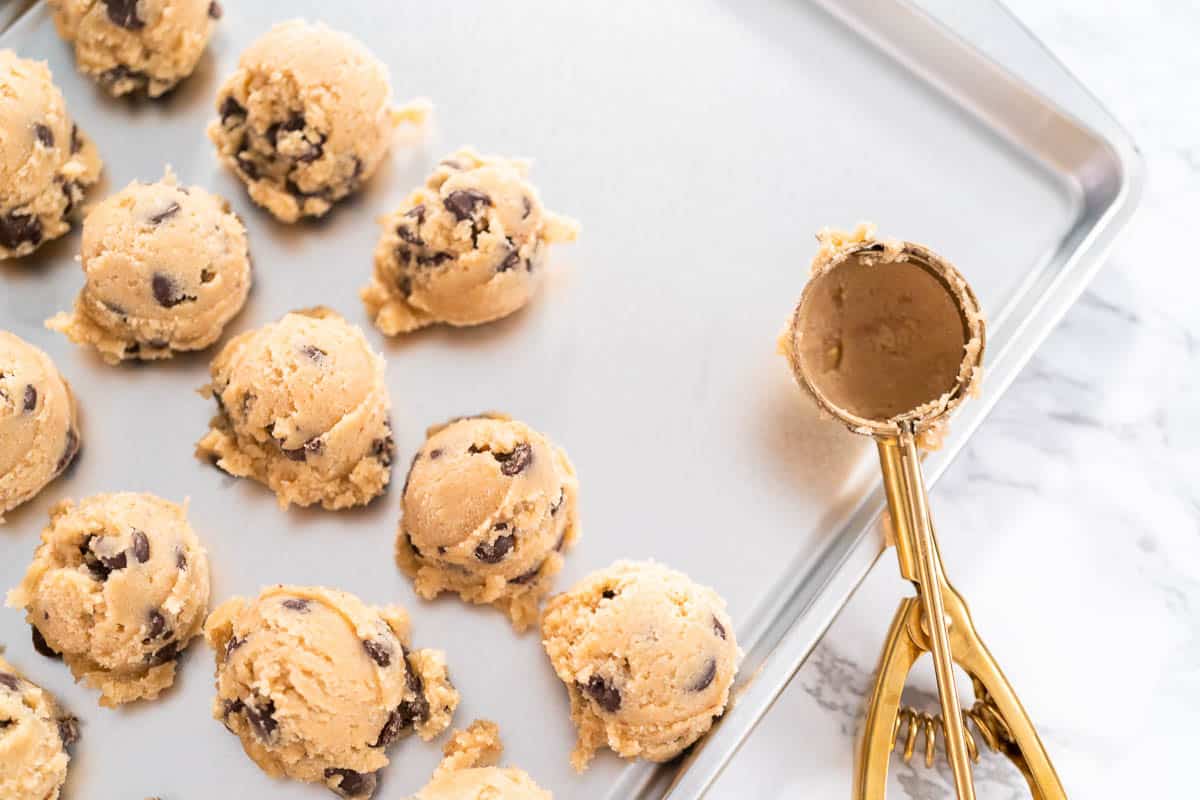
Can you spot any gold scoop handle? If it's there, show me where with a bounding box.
[858,437,1069,800]
[880,432,975,799]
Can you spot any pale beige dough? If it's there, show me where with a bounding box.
[194,307,395,510]
[0,332,81,522]
[48,0,219,98]
[408,720,551,800]
[396,414,579,631]
[6,492,211,706]
[204,585,459,799]
[0,51,103,259]
[362,148,579,335]
[541,561,740,770]
[208,19,428,222]
[0,655,80,800]
[47,168,251,363]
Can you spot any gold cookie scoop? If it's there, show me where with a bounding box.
[782,228,1066,799]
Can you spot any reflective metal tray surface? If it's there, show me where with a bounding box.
[0,1,1141,798]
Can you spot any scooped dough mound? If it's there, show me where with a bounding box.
[396,413,579,631]
[541,561,740,771]
[208,19,429,222]
[47,168,251,363]
[48,0,219,97]
[0,50,102,259]
[362,148,579,334]
[0,332,81,522]
[204,585,459,799]
[0,655,80,800]
[195,307,395,510]
[5,492,211,706]
[410,720,552,800]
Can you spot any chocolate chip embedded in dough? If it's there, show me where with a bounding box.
[103,0,145,29]
[583,674,621,713]
[688,658,717,692]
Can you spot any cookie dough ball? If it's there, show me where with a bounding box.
[47,169,251,363]
[195,307,395,510]
[204,586,459,799]
[48,0,219,98]
[208,20,428,223]
[541,561,740,770]
[0,332,81,522]
[0,51,103,259]
[5,493,211,706]
[411,720,552,800]
[0,656,80,800]
[362,148,579,335]
[397,414,579,631]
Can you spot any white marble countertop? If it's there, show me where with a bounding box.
[711,1,1199,797]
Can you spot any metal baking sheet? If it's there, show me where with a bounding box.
[0,1,1141,799]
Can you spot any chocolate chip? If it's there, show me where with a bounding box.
[443,189,490,221]
[474,532,514,564]
[224,635,245,660]
[23,385,36,412]
[372,708,406,748]
[285,177,330,201]
[509,563,542,585]
[145,610,167,642]
[0,673,19,691]
[151,273,195,307]
[281,445,307,462]
[244,695,277,742]
[145,640,179,665]
[148,202,180,225]
[304,437,324,457]
[428,449,442,459]
[495,443,533,476]
[281,598,310,612]
[220,96,246,124]
[31,625,60,659]
[396,225,423,246]
[131,530,150,563]
[497,247,520,272]
[362,639,392,668]
[324,768,377,799]
[601,589,616,599]
[405,204,425,223]
[56,429,79,473]
[551,489,565,516]
[689,658,717,692]
[99,65,149,91]
[235,151,259,180]
[583,675,621,712]
[0,720,11,730]
[299,344,327,362]
[57,716,80,746]
[222,697,244,718]
[200,267,216,283]
[33,124,53,148]
[208,1,222,19]
[0,211,43,250]
[176,547,188,570]
[371,434,394,467]
[81,534,127,580]
[70,124,81,154]
[713,617,727,640]
[240,392,255,418]
[103,0,144,29]
[373,654,431,747]
[415,251,451,267]
[521,195,532,219]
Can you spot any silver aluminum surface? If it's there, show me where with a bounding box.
[0,1,1141,798]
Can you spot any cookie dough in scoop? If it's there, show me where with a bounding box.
[541,561,740,770]
[195,307,395,510]
[397,413,579,631]
[362,148,579,334]
[47,169,251,363]
[0,332,81,522]
[48,0,219,98]
[209,19,429,222]
[0,51,102,259]
[6,492,211,706]
[410,720,551,800]
[205,585,459,799]
[0,655,80,800]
